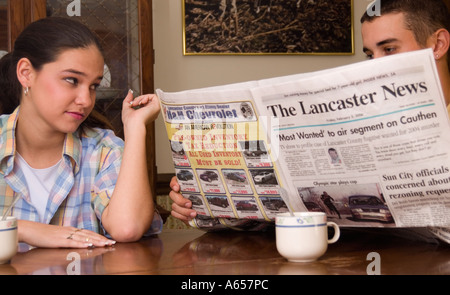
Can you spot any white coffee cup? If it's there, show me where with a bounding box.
[0,217,18,264]
[275,212,340,262]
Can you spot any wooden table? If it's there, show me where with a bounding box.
[2,228,450,276]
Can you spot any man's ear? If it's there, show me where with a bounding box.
[16,58,35,90]
[431,28,450,61]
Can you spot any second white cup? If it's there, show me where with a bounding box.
[275,212,340,262]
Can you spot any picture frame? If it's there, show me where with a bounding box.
[183,0,354,56]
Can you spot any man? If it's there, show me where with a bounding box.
[361,0,449,107]
[360,0,450,243]
[328,148,341,164]
[321,192,341,219]
[168,0,450,227]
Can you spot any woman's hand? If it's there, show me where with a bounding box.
[121,90,160,133]
[169,176,197,224]
[18,220,115,248]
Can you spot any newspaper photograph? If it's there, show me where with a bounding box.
[156,49,450,236]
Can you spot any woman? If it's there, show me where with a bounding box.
[0,17,161,248]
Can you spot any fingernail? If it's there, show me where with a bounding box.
[129,89,134,94]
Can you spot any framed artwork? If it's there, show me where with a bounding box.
[183,0,354,55]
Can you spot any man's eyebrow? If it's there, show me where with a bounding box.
[363,38,399,53]
[376,38,399,47]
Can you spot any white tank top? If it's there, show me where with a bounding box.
[15,153,61,222]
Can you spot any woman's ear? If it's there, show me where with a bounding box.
[16,58,34,90]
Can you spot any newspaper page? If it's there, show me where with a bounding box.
[157,84,291,231]
[157,49,450,237]
[252,49,450,229]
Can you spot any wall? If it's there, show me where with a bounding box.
[153,0,369,174]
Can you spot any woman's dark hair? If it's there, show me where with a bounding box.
[0,17,113,130]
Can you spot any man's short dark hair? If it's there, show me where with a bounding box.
[361,0,450,69]
[361,0,450,47]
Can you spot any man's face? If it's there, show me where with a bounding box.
[361,12,424,59]
[329,150,338,160]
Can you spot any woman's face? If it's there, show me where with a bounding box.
[26,45,104,134]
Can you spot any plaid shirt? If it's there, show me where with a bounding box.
[0,108,162,236]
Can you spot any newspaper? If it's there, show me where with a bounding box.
[156,49,450,242]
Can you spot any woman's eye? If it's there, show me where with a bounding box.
[65,77,78,86]
[90,84,100,90]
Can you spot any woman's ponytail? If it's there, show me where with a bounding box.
[0,52,21,114]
